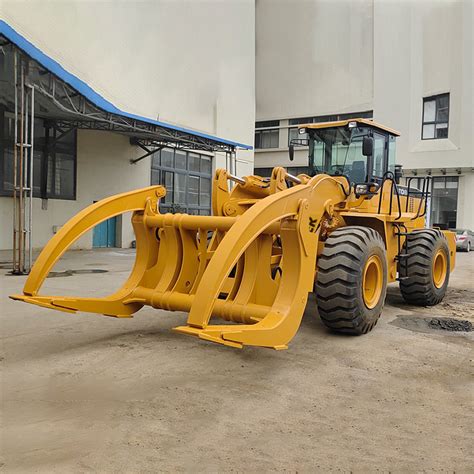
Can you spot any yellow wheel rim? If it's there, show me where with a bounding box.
[362,255,383,309]
[432,249,447,289]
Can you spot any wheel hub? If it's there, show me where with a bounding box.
[362,255,383,309]
[432,249,447,289]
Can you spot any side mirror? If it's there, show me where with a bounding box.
[289,144,294,161]
[394,164,403,184]
[362,136,373,157]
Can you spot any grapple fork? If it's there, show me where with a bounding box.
[11,170,347,349]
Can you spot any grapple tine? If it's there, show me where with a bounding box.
[10,186,165,317]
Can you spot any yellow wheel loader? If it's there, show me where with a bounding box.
[11,119,456,349]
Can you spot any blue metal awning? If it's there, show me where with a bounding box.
[0,20,252,152]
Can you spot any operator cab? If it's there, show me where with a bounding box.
[289,119,402,189]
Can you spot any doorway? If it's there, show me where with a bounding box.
[92,217,117,248]
[430,177,458,229]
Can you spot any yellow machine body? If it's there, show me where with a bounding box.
[11,123,456,350]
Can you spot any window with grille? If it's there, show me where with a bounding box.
[254,167,273,177]
[150,148,213,215]
[254,166,310,177]
[0,110,76,200]
[422,94,449,140]
[287,117,313,145]
[254,120,279,149]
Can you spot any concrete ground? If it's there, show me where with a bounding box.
[1,249,473,472]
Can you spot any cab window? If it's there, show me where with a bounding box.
[373,132,386,179]
[310,127,368,183]
[388,135,396,174]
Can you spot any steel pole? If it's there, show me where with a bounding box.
[12,52,18,273]
[18,63,25,273]
[28,85,35,271]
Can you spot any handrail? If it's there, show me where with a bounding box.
[415,175,432,219]
[377,172,402,220]
[406,176,432,220]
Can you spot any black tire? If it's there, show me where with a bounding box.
[315,226,388,335]
[398,229,450,306]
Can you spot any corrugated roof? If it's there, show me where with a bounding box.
[0,20,252,150]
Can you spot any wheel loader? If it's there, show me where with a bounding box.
[11,119,456,349]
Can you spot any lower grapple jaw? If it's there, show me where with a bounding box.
[9,294,77,314]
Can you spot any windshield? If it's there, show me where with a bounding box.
[454,229,466,235]
[309,127,368,183]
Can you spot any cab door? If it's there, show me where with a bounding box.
[372,132,388,181]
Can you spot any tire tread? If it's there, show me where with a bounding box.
[398,229,449,306]
[315,226,387,335]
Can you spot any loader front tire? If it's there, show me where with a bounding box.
[398,229,450,306]
[315,226,388,335]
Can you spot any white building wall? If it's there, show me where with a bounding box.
[0,131,150,250]
[256,0,373,120]
[254,0,473,229]
[457,173,474,232]
[373,0,473,229]
[0,0,255,151]
[0,0,255,250]
[373,0,472,171]
[255,0,374,171]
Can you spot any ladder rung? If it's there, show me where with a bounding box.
[16,143,32,148]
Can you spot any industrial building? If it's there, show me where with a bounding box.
[0,0,472,272]
[0,1,255,272]
[254,0,473,231]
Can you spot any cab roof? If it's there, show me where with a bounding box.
[298,118,400,136]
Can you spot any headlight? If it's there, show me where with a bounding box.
[355,184,368,194]
[299,127,306,135]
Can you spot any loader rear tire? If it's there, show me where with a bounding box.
[315,226,388,335]
[398,229,450,306]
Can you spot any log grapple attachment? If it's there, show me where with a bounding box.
[10,168,348,349]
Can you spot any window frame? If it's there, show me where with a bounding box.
[0,110,77,200]
[429,175,458,229]
[150,148,213,215]
[288,117,313,146]
[254,166,310,177]
[422,93,450,140]
[372,131,388,180]
[254,120,280,150]
[42,125,77,200]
